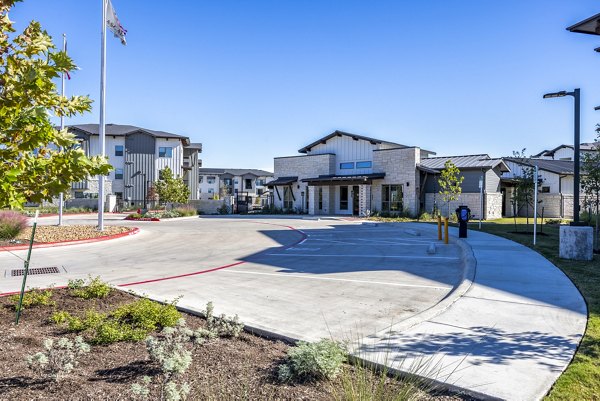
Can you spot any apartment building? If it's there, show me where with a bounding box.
[67,124,201,207]
[198,168,273,209]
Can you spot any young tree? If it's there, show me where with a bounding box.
[0,1,111,208]
[438,160,464,218]
[154,167,190,204]
[582,128,600,250]
[510,149,536,230]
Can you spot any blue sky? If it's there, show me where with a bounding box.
[12,1,600,170]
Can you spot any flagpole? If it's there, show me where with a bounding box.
[58,33,66,226]
[98,0,107,231]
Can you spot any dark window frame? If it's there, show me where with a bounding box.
[382,184,403,212]
[340,162,354,170]
[340,186,349,210]
[159,146,173,158]
[115,145,124,156]
[115,168,124,180]
[356,161,372,169]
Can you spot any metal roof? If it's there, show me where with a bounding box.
[198,168,273,177]
[420,154,510,171]
[267,176,298,186]
[503,158,575,175]
[68,124,190,144]
[532,143,598,157]
[298,130,406,154]
[302,173,386,184]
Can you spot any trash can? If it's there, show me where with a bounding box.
[455,205,471,238]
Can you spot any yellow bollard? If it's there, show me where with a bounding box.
[437,216,442,241]
[444,217,449,245]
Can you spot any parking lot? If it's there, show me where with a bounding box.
[0,215,464,341]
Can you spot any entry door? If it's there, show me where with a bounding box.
[352,186,360,215]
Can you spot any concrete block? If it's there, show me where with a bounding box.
[559,225,594,261]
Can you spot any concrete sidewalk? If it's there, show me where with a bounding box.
[357,224,587,401]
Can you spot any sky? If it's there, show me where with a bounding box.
[11,0,600,171]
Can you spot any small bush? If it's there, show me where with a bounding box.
[52,298,181,345]
[204,301,244,338]
[71,276,111,299]
[26,336,90,381]
[10,288,55,310]
[217,204,229,215]
[126,213,143,219]
[67,278,85,290]
[0,211,28,240]
[132,319,195,401]
[418,212,433,221]
[278,339,347,382]
[173,205,197,217]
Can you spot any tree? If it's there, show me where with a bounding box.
[582,128,600,250]
[438,160,464,218]
[510,149,536,230]
[0,1,111,208]
[154,167,190,204]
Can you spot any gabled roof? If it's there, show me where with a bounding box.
[420,154,510,172]
[298,130,406,154]
[67,124,190,145]
[503,158,575,175]
[198,168,273,177]
[532,143,598,157]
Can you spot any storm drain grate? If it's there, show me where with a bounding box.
[11,266,61,277]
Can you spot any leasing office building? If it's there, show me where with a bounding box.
[269,131,436,216]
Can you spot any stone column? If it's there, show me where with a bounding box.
[308,185,317,215]
[359,184,372,217]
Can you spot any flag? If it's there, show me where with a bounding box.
[106,0,127,45]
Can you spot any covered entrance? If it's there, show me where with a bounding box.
[302,173,385,216]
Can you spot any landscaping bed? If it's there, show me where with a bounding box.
[0,225,134,248]
[0,287,473,400]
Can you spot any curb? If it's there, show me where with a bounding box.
[0,227,140,252]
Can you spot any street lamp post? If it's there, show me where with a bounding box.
[543,89,582,224]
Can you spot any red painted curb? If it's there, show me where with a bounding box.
[0,227,140,253]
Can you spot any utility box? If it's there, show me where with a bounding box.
[455,205,471,238]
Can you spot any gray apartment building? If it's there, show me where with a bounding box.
[67,124,201,208]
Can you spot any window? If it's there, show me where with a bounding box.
[541,186,550,193]
[208,188,214,194]
[223,178,232,186]
[283,187,294,210]
[340,186,349,210]
[256,179,265,187]
[318,187,323,210]
[115,168,124,179]
[356,161,372,169]
[159,147,173,158]
[245,178,253,190]
[340,162,354,170]
[382,185,403,212]
[115,192,123,200]
[115,145,124,156]
[207,176,216,184]
[199,176,203,183]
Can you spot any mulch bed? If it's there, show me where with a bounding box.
[124,217,160,222]
[0,289,474,401]
[0,226,133,249]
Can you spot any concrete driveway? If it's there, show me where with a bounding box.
[0,214,463,341]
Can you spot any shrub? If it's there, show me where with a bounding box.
[132,319,195,401]
[418,212,433,221]
[278,339,347,382]
[173,205,197,217]
[204,301,244,338]
[71,276,111,299]
[0,211,28,240]
[67,278,85,290]
[217,204,229,215]
[52,298,181,345]
[26,336,90,381]
[10,288,55,310]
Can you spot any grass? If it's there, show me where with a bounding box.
[466,217,599,401]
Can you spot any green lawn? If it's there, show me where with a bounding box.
[467,218,600,401]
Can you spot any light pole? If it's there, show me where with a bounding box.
[543,89,582,224]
